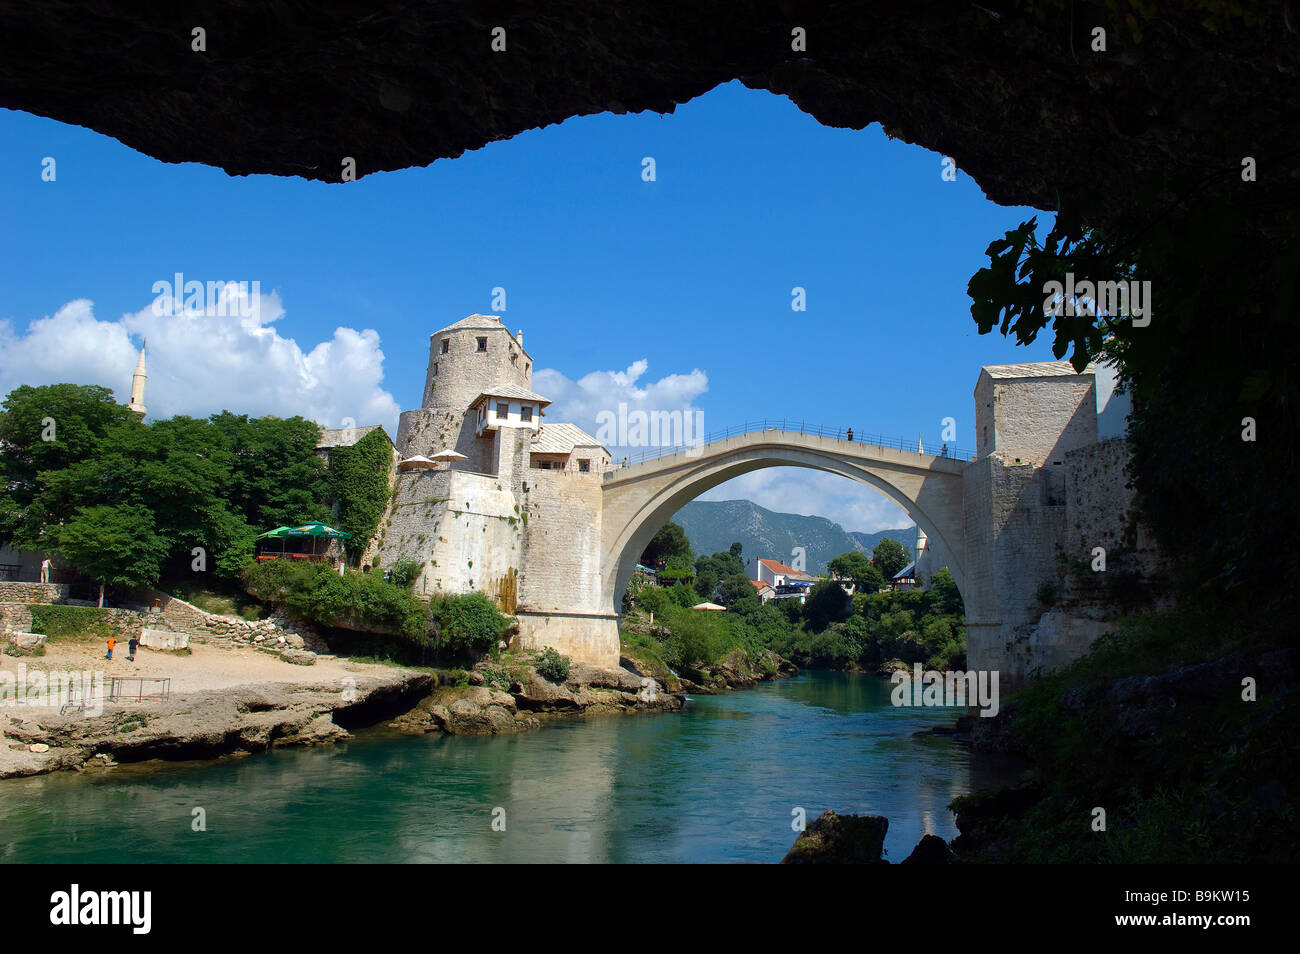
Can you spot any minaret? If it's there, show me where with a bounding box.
[914,434,928,579]
[127,341,147,415]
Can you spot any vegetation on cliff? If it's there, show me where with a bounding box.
[959,175,1300,859]
[242,559,427,640]
[326,428,392,558]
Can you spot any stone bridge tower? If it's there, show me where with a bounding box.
[395,314,533,473]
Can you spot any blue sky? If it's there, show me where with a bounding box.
[0,80,1076,533]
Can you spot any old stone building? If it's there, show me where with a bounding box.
[367,314,615,658]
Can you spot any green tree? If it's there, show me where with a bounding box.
[209,412,328,530]
[717,571,756,606]
[693,548,745,598]
[802,578,852,631]
[872,538,910,582]
[0,384,134,544]
[49,504,169,606]
[828,551,885,594]
[634,582,670,620]
[640,521,693,567]
[928,567,963,615]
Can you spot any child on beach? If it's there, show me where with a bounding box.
[105,636,115,660]
[127,636,139,662]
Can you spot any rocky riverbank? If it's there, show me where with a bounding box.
[1,665,432,779]
[781,809,955,864]
[388,658,685,736]
[1,628,803,777]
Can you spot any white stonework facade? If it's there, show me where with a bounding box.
[370,315,618,661]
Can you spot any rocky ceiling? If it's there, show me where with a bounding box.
[1,2,1296,230]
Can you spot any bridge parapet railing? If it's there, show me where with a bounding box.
[606,420,974,471]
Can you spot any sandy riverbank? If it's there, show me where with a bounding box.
[0,639,430,779]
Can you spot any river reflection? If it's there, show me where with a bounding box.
[0,671,1023,863]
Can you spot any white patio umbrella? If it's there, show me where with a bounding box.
[428,448,469,469]
[397,454,438,471]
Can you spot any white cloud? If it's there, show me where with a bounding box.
[534,359,709,446]
[0,290,401,435]
[537,357,911,533]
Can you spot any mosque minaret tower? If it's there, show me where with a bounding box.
[127,341,147,415]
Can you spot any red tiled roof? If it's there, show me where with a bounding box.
[750,579,772,591]
[757,558,801,575]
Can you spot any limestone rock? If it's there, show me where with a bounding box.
[275,714,349,747]
[781,810,889,864]
[512,673,580,711]
[280,648,316,666]
[900,833,953,864]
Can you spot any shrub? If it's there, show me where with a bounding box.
[389,560,422,589]
[634,583,669,618]
[242,559,427,640]
[28,605,119,642]
[479,665,513,691]
[535,647,572,683]
[428,592,510,660]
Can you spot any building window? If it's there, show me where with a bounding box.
[432,362,438,376]
[440,338,449,354]
[477,337,487,352]
[520,406,532,422]
[578,459,591,473]
[525,362,530,374]
[496,402,509,419]
[510,352,517,365]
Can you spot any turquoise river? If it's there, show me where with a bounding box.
[0,671,1023,863]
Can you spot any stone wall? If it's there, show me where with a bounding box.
[519,469,606,615]
[0,582,67,604]
[514,611,620,667]
[370,467,524,598]
[976,374,1098,466]
[962,436,1169,684]
[0,603,32,631]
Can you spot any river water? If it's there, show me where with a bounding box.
[0,671,1022,863]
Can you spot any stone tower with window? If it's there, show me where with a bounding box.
[395,314,533,474]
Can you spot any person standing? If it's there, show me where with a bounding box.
[846,427,854,442]
[39,558,51,583]
[105,635,115,660]
[127,635,140,662]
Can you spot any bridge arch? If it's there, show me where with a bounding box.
[599,431,967,615]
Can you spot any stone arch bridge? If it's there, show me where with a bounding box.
[600,426,967,613]
[512,363,1126,687]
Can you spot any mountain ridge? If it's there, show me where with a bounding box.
[671,499,913,575]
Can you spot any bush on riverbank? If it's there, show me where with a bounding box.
[427,592,513,662]
[764,569,966,673]
[242,559,427,640]
[624,567,965,675]
[952,596,1299,863]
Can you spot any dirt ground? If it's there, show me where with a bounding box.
[1,637,396,704]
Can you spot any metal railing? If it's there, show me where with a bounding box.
[607,420,975,469]
[107,677,172,703]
